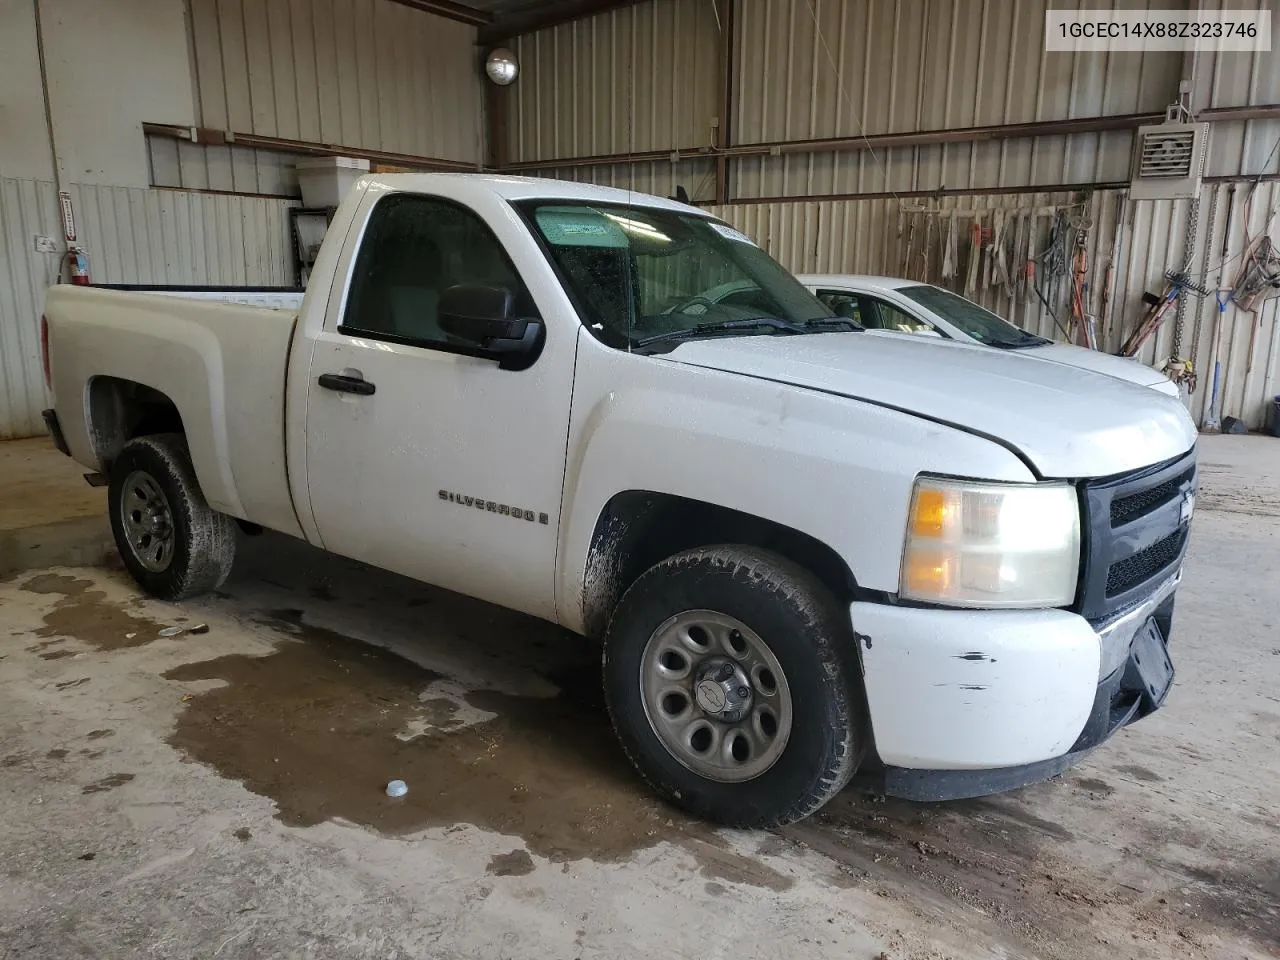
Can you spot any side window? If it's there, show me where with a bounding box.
[866,298,936,335]
[817,290,865,326]
[342,194,534,347]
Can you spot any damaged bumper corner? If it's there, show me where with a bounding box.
[851,572,1180,802]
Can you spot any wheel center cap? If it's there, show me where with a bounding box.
[695,679,727,713]
[693,658,752,721]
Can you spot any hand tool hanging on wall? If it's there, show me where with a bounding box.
[919,214,934,282]
[1120,271,1211,358]
[965,217,985,296]
[1010,214,1026,300]
[1070,231,1093,348]
[903,212,918,280]
[992,209,1012,298]
[1034,210,1074,341]
[941,214,957,284]
[1024,213,1038,302]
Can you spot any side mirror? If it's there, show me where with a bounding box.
[437,283,544,371]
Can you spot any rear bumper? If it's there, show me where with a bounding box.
[852,572,1179,801]
[42,409,70,456]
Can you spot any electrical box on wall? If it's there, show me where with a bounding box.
[1129,122,1209,201]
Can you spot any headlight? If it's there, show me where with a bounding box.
[900,477,1080,608]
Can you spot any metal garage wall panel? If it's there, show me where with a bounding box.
[66,184,295,288]
[147,135,303,197]
[188,0,483,163]
[509,0,721,162]
[0,177,61,439]
[710,182,1280,428]
[1194,0,1280,178]
[0,177,295,438]
[731,0,1183,198]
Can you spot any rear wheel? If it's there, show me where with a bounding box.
[108,434,236,601]
[603,545,864,827]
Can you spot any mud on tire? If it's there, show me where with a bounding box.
[107,433,236,601]
[602,545,865,828]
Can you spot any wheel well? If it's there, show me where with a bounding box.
[581,491,858,638]
[86,376,185,470]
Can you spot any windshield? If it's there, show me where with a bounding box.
[898,284,1048,348]
[519,201,832,350]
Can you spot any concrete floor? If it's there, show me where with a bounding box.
[0,437,1277,960]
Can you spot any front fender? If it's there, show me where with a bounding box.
[555,340,1036,633]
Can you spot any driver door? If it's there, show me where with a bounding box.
[301,191,574,621]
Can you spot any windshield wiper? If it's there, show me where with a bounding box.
[634,317,808,348]
[799,316,863,332]
[988,331,1050,349]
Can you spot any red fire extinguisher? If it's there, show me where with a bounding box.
[65,245,90,285]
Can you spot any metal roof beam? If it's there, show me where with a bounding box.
[478,0,645,45]
[387,0,492,27]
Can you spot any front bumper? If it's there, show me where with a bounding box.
[852,571,1180,801]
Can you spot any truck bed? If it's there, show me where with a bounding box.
[43,285,303,538]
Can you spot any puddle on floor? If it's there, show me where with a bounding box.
[22,574,168,651]
[162,610,791,889]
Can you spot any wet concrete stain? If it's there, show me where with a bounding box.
[45,748,69,760]
[21,574,168,652]
[487,849,535,876]
[1071,777,1115,797]
[86,729,114,740]
[1115,764,1163,782]
[40,650,78,660]
[82,773,134,794]
[162,611,792,890]
[233,827,251,842]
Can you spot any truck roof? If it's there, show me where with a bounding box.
[361,172,705,216]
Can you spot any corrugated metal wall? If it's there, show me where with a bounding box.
[708,181,1280,429]
[147,137,304,198]
[0,178,61,441]
[161,0,484,194]
[509,0,721,161]
[0,177,295,438]
[731,0,1183,198]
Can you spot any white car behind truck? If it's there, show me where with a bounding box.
[41,174,1197,826]
[798,273,1181,396]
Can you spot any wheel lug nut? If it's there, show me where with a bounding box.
[737,686,749,699]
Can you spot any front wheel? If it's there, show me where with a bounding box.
[108,433,236,601]
[603,546,864,827]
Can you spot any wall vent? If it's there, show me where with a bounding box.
[1130,122,1209,200]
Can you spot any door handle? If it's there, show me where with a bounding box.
[317,373,376,396]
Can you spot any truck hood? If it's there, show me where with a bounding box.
[666,334,1196,478]
[1023,342,1179,395]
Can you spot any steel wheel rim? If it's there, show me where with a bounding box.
[119,470,176,573]
[639,610,793,783]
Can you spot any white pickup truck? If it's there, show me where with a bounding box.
[41,174,1198,827]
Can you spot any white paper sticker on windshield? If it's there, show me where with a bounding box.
[535,208,628,248]
[708,222,756,245]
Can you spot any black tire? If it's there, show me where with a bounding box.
[107,433,237,601]
[603,545,864,828]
